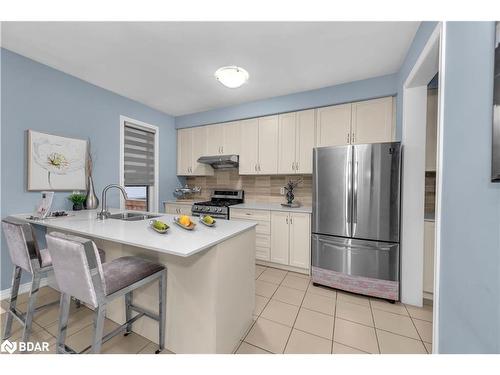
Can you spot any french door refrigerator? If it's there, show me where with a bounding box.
[312,142,401,301]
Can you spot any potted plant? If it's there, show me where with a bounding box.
[68,192,87,211]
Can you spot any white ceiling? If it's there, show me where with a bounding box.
[2,22,419,116]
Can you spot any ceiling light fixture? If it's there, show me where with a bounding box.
[214,66,249,89]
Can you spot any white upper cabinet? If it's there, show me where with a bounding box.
[278,112,297,174]
[206,124,224,155]
[316,103,352,147]
[295,109,315,174]
[222,121,241,155]
[176,127,213,176]
[239,118,259,174]
[278,109,315,174]
[257,115,279,174]
[177,128,192,175]
[351,97,395,144]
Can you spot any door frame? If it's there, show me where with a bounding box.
[401,22,445,353]
[119,115,160,212]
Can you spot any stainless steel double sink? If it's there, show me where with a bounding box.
[108,212,161,221]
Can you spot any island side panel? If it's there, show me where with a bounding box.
[215,228,256,353]
[92,238,219,354]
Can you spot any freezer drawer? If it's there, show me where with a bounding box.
[311,234,399,282]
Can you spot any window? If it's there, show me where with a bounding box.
[120,117,159,212]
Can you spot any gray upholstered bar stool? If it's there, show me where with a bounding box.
[1,218,106,343]
[45,232,167,354]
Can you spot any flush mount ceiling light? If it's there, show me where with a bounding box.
[214,66,249,88]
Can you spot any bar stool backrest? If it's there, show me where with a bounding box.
[1,219,39,273]
[46,232,106,308]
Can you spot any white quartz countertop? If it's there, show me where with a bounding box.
[163,200,198,205]
[10,209,256,258]
[232,202,312,214]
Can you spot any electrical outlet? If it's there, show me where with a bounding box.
[280,187,285,195]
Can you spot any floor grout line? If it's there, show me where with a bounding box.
[282,275,310,354]
[369,299,382,354]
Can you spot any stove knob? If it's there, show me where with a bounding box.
[217,208,222,213]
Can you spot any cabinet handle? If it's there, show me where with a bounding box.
[292,162,295,171]
[254,164,257,172]
[347,132,350,143]
[258,164,261,172]
[295,162,299,171]
[352,133,355,143]
[286,217,288,224]
[290,217,293,224]
[221,146,224,154]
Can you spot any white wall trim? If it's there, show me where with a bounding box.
[401,22,443,354]
[0,278,49,301]
[119,115,160,212]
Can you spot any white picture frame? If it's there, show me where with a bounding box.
[27,130,87,191]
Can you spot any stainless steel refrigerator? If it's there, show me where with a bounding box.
[312,142,401,301]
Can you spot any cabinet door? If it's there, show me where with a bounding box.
[270,211,290,265]
[258,115,279,174]
[351,97,394,144]
[177,128,192,175]
[296,109,316,174]
[316,103,352,147]
[289,213,311,270]
[191,126,214,176]
[222,121,241,155]
[423,221,435,294]
[278,112,297,174]
[239,118,259,174]
[206,124,224,155]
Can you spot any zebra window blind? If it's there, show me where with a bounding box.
[124,122,155,186]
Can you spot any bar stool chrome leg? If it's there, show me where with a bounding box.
[56,293,71,354]
[124,291,133,336]
[2,266,22,340]
[22,272,42,343]
[157,270,167,353]
[91,305,106,353]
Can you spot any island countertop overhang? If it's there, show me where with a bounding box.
[8,209,257,257]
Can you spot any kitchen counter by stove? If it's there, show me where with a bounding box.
[232,202,312,214]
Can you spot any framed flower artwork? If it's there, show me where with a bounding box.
[27,130,87,191]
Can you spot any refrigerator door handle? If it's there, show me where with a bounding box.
[352,158,359,235]
[346,149,352,237]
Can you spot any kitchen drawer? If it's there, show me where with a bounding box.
[231,209,271,222]
[164,202,192,215]
[256,233,271,248]
[256,246,271,261]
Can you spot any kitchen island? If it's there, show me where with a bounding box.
[11,209,257,354]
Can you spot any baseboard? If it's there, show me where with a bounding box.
[0,278,50,301]
[256,260,310,275]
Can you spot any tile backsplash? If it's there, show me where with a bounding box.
[184,170,312,206]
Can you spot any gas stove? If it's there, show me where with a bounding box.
[191,190,244,219]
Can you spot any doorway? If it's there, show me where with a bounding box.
[400,23,444,353]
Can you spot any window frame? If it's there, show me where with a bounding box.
[119,115,159,212]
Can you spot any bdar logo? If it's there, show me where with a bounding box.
[1,339,17,354]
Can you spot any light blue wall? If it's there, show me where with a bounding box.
[1,48,181,290]
[175,74,398,129]
[438,22,500,353]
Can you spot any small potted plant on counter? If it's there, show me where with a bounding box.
[67,192,87,211]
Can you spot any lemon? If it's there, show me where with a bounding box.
[179,215,191,226]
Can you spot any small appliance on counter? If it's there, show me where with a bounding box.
[191,190,244,220]
[312,142,402,302]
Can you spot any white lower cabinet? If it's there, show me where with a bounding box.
[164,202,193,215]
[270,211,290,264]
[423,220,435,296]
[232,208,311,273]
[289,212,311,269]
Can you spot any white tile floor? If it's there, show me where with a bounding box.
[235,264,433,354]
[0,265,433,354]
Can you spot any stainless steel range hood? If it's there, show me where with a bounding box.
[197,155,239,169]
